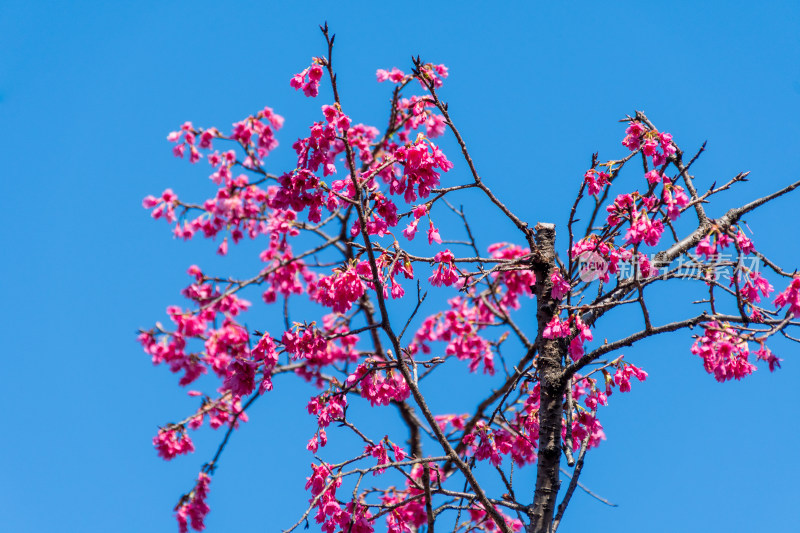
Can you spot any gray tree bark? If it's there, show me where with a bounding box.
[527,223,567,533]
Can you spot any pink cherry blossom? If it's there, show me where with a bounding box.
[614,362,648,392]
[153,427,195,460]
[376,67,405,83]
[606,193,636,225]
[428,250,459,287]
[176,473,211,533]
[550,270,570,300]
[346,363,411,406]
[695,235,716,259]
[774,276,800,317]
[621,121,645,150]
[310,263,367,314]
[583,169,610,195]
[662,184,690,220]
[543,315,569,339]
[290,63,324,97]
[427,221,442,244]
[736,230,755,254]
[402,219,419,240]
[691,322,757,382]
[487,243,536,309]
[754,345,782,372]
[645,170,662,185]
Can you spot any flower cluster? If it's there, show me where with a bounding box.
[393,95,448,139]
[613,361,649,393]
[775,276,800,317]
[402,204,429,241]
[376,67,406,83]
[153,427,195,460]
[754,344,782,372]
[293,104,352,179]
[487,242,536,309]
[624,209,664,246]
[143,189,178,223]
[662,182,690,220]
[346,362,411,407]
[467,504,524,532]
[690,322,758,382]
[389,139,453,203]
[259,242,315,304]
[734,269,774,319]
[291,62,325,97]
[416,63,449,89]
[410,296,496,374]
[551,269,570,300]
[364,438,406,474]
[292,318,360,384]
[307,393,347,453]
[181,395,248,433]
[310,262,368,314]
[176,473,211,533]
[621,121,676,166]
[252,333,280,393]
[428,249,459,287]
[456,385,540,466]
[461,421,509,466]
[583,169,610,196]
[541,313,594,359]
[305,463,350,533]
[282,324,328,361]
[223,358,256,398]
[564,360,646,450]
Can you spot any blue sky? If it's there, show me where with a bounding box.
[2,1,800,532]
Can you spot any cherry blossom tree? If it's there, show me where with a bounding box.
[140,25,800,533]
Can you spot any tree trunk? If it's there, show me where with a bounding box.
[527,223,567,533]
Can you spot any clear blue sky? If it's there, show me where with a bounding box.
[2,1,799,532]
